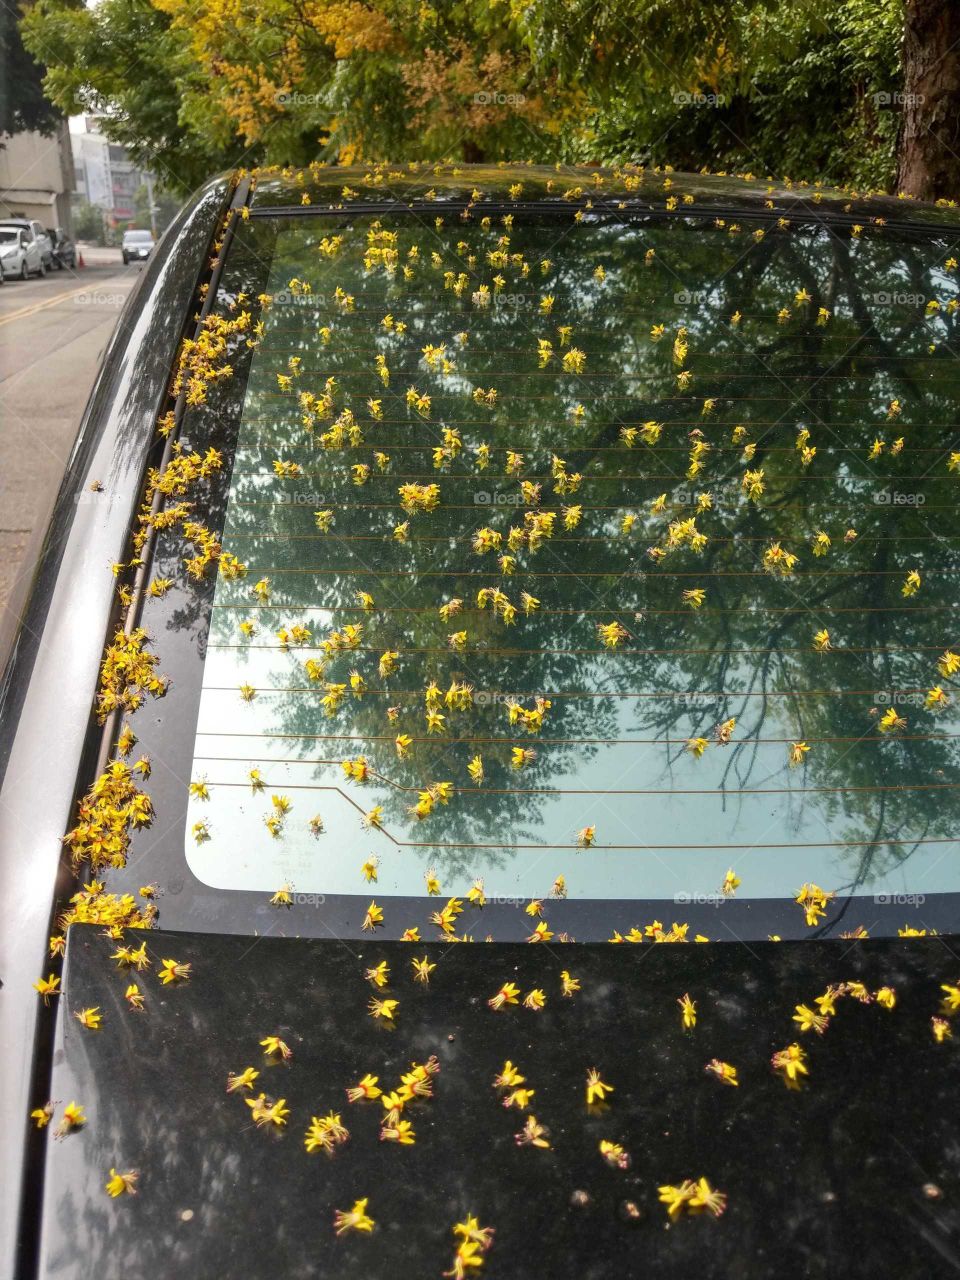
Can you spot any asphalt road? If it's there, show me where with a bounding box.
[0,248,142,616]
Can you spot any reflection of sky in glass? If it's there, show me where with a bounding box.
[188,215,960,901]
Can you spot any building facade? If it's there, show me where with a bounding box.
[0,120,73,231]
[71,119,143,226]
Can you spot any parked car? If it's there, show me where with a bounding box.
[45,227,77,270]
[0,224,45,279]
[0,217,53,269]
[3,166,960,1280]
[121,227,155,264]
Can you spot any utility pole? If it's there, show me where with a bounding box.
[144,170,158,238]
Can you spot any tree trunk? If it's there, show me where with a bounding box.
[897,0,960,199]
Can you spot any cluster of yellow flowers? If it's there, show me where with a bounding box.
[172,308,253,407]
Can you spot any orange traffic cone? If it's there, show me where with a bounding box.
[77,250,86,268]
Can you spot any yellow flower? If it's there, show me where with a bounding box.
[585,1067,614,1105]
[932,1017,953,1043]
[494,1061,526,1090]
[245,1094,290,1127]
[226,1067,259,1093]
[332,1192,373,1233]
[74,1006,103,1030]
[362,901,384,931]
[678,993,697,1029]
[365,961,390,988]
[125,983,144,1011]
[488,982,520,1011]
[793,1003,829,1035]
[33,973,61,1004]
[658,1181,696,1218]
[515,1114,551,1148]
[597,620,629,648]
[260,1035,292,1060]
[815,988,839,1017]
[705,1059,738,1086]
[104,1168,139,1198]
[771,1042,808,1082]
[878,707,907,734]
[346,1074,382,1102]
[789,741,810,767]
[412,956,436,985]
[926,686,950,712]
[561,971,581,997]
[689,1176,728,1217]
[368,997,399,1020]
[31,1103,54,1128]
[381,1118,416,1144]
[875,986,897,1010]
[56,1101,86,1135]
[599,1139,630,1169]
[902,569,921,597]
[158,958,191,985]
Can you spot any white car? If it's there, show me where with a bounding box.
[0,226,45,280]
[0,218,53,269]
[122,229,155,264]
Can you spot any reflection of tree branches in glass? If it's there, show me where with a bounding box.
[187,212,960,889]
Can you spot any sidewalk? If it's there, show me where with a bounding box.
[74,242,124,268]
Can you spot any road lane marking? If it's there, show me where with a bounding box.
[0,278,131,327]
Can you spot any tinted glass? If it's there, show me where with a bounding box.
[121,201,960,940]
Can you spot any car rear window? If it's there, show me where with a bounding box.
[126,201,960,940]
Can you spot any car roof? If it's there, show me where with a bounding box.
[244,161,960,232]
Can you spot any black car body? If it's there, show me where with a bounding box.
[3,165,960,1279]
[45,228,76,270]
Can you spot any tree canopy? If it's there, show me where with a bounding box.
[19,0,919,196]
